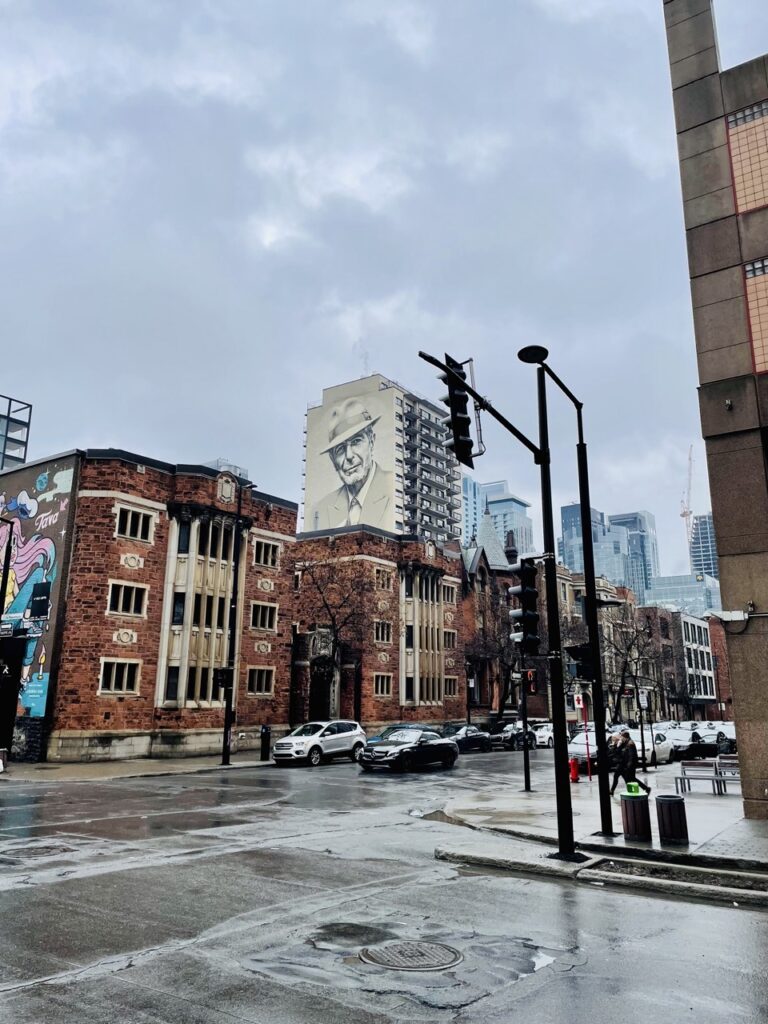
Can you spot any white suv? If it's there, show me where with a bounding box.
[272,720,367,767]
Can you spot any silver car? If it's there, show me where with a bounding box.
[272,720,367,767]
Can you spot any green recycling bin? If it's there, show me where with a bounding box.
[620,789,652,842]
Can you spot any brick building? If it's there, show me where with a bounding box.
[1,448,530,762]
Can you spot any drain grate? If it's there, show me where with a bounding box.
[359,941,463,972]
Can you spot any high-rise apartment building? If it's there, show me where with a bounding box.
[663,0,768,815]
[644,573,722,619]
[303,374,461,543]
[0,394,32,470]
[690,512,719,579]
[462,477,534,555]
[559,503,631,588]
[607,511,660,601]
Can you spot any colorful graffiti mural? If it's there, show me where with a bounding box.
[0,456,77,725]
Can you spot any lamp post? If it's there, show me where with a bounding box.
[517,346,614,837]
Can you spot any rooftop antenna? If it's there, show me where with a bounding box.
[680,444,694,570]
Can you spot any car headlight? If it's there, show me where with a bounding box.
[385,750,399,758]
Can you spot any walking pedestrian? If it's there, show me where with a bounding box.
[608,733,625,797]
[618,729,651,794]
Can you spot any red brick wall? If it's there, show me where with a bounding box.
[708,617,733,721]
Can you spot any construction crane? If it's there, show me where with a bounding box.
[680,444,694,568]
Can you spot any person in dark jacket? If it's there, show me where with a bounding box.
[608,734,625,796]
[617,729,651,794]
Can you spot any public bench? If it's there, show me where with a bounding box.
[674,760,726,795]
[717,754,741,781]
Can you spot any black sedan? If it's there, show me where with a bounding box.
[359,728,459,772]
[440,724,492,753]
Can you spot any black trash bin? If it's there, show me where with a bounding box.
[655,794,689,845]
[620,791,652,842]
[260,725,271,761]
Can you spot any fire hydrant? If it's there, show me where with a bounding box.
[569,757,580,783]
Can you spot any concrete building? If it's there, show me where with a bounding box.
[663,0,768,815]
[462,477,535,555]
[690,511,719,578]
[559,503,631,588]
[303,374,461,544]
[0,393,31,470]
[607,511,660,601]
[644,572,722,618]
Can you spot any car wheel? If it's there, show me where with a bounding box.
[308,746,323,767]
[667,749,675,764]
[650,750,657,769]
[482,740,492,752]
[360,762,373,772]
[399,752,413,773]
[442,753,457,769]
[350,743,364,762]
[547,737,554,748]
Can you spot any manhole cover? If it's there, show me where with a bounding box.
[359,941,463,972]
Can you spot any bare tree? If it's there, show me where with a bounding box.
[600,604,657,724]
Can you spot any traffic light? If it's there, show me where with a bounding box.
[508,558,540,655]
[525,669,538,695]
[439,353,474,469]
[565,643,595,681]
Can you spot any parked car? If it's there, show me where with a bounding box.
[568,730,601,769]
[359,728,459,772]
[272,720,366,766]
[664,723,704,759]
[440,724,492,752]
[500,722,537,751]
[534,723,555,748]
[627,728,675,767]
[365,723,433,746]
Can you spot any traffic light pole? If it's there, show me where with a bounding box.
[520,661,531,792]
[536,367,575,856]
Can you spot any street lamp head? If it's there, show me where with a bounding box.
[517,345,549,365]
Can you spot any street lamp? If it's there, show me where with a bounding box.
[517,346,614,837]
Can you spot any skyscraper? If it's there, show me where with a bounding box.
[461,477,534,555]
[559,503,631,588]
[607,511,660,601]
[690,512,719,580]
[303,374,461,542]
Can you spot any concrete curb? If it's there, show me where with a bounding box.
[578,867,768,908]
[0,758,275,785]
[435,846,599,879]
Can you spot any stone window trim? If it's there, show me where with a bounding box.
[374,673,392,697]
[442,583,457,604]
[253,539,281,569]
[443,629,458,650]
[247,666,275,696]
[374,620,393,644]
[375,568,394,591]
[98,657,141,695]
[114,504,157,545]
[106,579,149,619]
[444,676,458,697]
[250,601,279,632]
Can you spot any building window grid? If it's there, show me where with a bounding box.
[374,620,392,644]
[443,629,457,650]
[250,602,278,631]
[107,582,147,617]
[376,568,394,591]
[728,100,768,128]
[444,676,458,697]
[247,667,275,695]
[374,673,392,697]
[99,659,140,694]
[116,507,154,542]
[253,540,280,568]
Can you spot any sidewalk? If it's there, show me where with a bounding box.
[442,761,768,871]
[0,750,273,784]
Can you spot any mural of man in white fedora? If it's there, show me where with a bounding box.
[309,398,394,530]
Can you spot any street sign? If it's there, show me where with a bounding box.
[511,672,522,680]
[639,689,649,710]
[574,693,584,709]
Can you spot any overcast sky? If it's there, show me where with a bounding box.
[2,1,767,573]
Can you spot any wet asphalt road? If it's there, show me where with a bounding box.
[0,750,766,1023]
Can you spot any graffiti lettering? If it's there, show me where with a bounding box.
[35,510,59,532]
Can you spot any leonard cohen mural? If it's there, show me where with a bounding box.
[304,380,397,533]
[0,456,77,741]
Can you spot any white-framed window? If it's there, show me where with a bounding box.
[374,673,392,697]
[253,539,280,568]
[444,676,458,697]
[442,584,457,603]
[116,506,154,543]
[376,568,394,591]
[99,658,140,694]
[247,667,275,695]
[374,620,392,644]
[251,602,278,631]
[107,581,148,617]
[443,630,457,650]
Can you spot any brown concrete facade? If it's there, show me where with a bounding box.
[664,0,768,815]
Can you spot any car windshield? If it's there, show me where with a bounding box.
[569,734,596,746]
[383,729,423,745]
[290,723,324,737]
[441,725,461,736]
